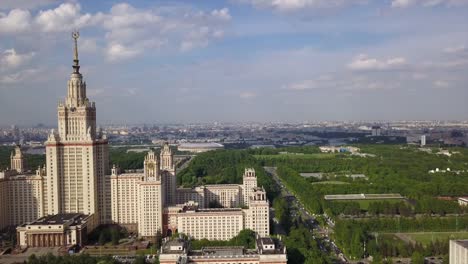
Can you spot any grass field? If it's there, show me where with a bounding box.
[254,153,336,160]
[337,199,404,210]
[312,181,350,185]
[406,232,468,245]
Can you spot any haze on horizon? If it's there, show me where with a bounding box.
[0,0,467,126]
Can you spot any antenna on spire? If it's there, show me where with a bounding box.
[72,30,80,74]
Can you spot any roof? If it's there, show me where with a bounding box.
[27,213,89,226]
[260,237,275,245]
[453,240,468,248]
[200,246,244,256]
[178,142,224,149]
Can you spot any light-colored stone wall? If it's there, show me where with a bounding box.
[177,209,244,240]
[205,184,241,208]
[110,173,141,225]
[138,181,164,237]
[450,240,468,264]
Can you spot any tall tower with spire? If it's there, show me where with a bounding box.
[45,31,110,222]
[160,142,176,205]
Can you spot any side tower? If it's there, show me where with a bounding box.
[138,150,164,237]
[10,145,25,174]
[160,142,176,205]
[244,187,270,237]
[45,31,109,221]
[242,168,257,207]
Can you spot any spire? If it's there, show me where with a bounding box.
[72,30,80,74]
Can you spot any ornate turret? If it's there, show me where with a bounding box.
[160,142,174,170]
[10,144,25,174]
[144,150,160,181]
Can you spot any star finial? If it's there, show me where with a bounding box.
[72,30,80,73]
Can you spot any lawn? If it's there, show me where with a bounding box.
[254,153,336,160]
[337,199,404,210]
[311,181,350,185]
[406,232,468,245]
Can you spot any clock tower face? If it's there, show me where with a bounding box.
[147,163,154,169]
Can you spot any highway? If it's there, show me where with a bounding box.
[264,167,349,263]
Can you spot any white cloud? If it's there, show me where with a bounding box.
[391,0,416,7]
[240,91,257,99]
[443,45,467,54]
[391,0,468,8]
[433,80,450,88]
[100,3,160,30]
[237,0,365,11]
[348,54,407,71]
[35,3,94,32]
[211,8,231,21]
[286,79,318,90]
[106,43,141,61]
[0,9,31,34]
[97,3,230,60]
[0,68,40,84]
[0,2,231,61]
[0,49,34,70]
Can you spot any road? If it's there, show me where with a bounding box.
[264,166,349,263]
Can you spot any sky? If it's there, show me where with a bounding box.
[0,0,467,126]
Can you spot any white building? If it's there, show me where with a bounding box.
[44,31,109,223]
[159,236,287,264]
[0,147,46,230]
[458,197,468,207]
[450,240,468,264]
[421,135,426,146]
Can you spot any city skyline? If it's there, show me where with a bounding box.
[1,0,468,126]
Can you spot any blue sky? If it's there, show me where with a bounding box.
[0,0,467,125]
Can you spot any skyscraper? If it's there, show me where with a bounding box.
[44,31,109,221]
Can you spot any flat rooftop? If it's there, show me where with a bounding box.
[28,213,88,226]
[260,237,275,245]
[453,239,468,248]
[200,246,244,256]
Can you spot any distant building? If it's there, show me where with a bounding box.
[178,142,224,153]
[319,146,360,153]
[458,197,468,207]
[450,240,468,264]
[421,135,427,146]
[371,126,381,136]
[159,235,287,264]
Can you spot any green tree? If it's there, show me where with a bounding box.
[98,232,106,245]
[411,251,425,264]
[110,228,120,245]
[154,230,163,249]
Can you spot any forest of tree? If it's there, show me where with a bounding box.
[176,149,279,200]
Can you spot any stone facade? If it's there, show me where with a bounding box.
[0,148,46,230]
[17,213,97,248]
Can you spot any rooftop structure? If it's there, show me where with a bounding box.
[160,236,287,264]
[178,142,224,153]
